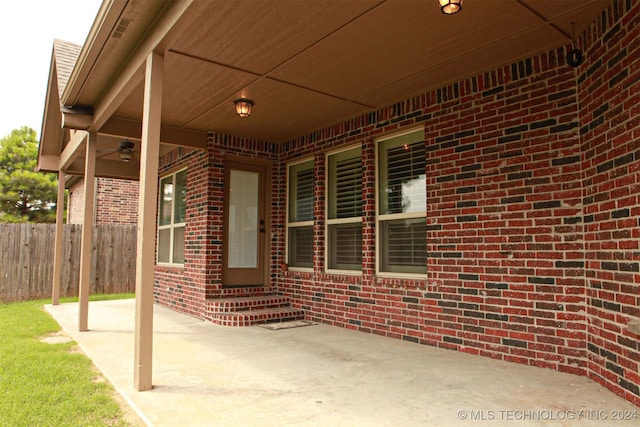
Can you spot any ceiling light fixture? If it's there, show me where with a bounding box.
[233,98,254,118]
[438,0,462,15]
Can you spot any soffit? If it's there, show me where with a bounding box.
[84,0,610,143]
[70,0,169,107]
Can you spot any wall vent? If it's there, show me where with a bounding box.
[112,18,132,39]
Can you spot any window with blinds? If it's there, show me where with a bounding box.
[384,142,426,214]
[327,146,362,271]
[377,129,427,274]
[380,218,428,272]
[288,227,314,267]
[287,159,314,269]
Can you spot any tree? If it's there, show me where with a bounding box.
[0,127,58,223]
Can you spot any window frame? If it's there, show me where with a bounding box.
[325,144,363,274]
[375,127,428,278]
[157,167,187,266]
[286,158,314,271]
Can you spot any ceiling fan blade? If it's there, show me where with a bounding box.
[96,149,118,159]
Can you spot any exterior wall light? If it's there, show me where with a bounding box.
[438,0,463,15]
[233,98,254,117]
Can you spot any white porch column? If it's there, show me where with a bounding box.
[79,132,97,331]
[134,51,163,391]
[51,170,66,305]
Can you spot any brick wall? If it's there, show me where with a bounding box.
[153,136,280,317]
[278,46,587,370]
[154,147,208,318]
[67,179,85,224]
[579,0,640,406]
[94,178,139,224]
[67,177,138,224]
[425,50,586,371]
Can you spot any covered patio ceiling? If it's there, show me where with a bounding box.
[40,0,610,178]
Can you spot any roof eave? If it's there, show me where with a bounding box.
[37,50,64,172]
[60,0,127,108]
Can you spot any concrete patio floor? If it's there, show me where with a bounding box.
[45,299,638,427]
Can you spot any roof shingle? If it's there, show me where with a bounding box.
[52,39,81,99]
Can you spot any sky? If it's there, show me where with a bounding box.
[0,0,102,139]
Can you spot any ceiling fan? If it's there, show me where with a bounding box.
[97,139,137,162]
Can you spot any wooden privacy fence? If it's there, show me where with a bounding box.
[0,223,137,303]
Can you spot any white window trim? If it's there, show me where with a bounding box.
[325,144,363,275]
[375,127,428,278]
[157,167,187,266]
[286,157,314,272]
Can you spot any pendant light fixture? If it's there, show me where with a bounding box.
[233,98,254,118]
[438,0,463,15]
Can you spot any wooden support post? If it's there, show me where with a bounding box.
[134,51,163,392]
[78,132,97,332]
[52,170,66,305]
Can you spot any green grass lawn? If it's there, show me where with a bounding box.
[0,294,139,427]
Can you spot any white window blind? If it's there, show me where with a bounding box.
[327,146,362,271]
[288,227,314,267]
[287,160,314,269]
[333,156,362,219]
[295,168,314,222]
